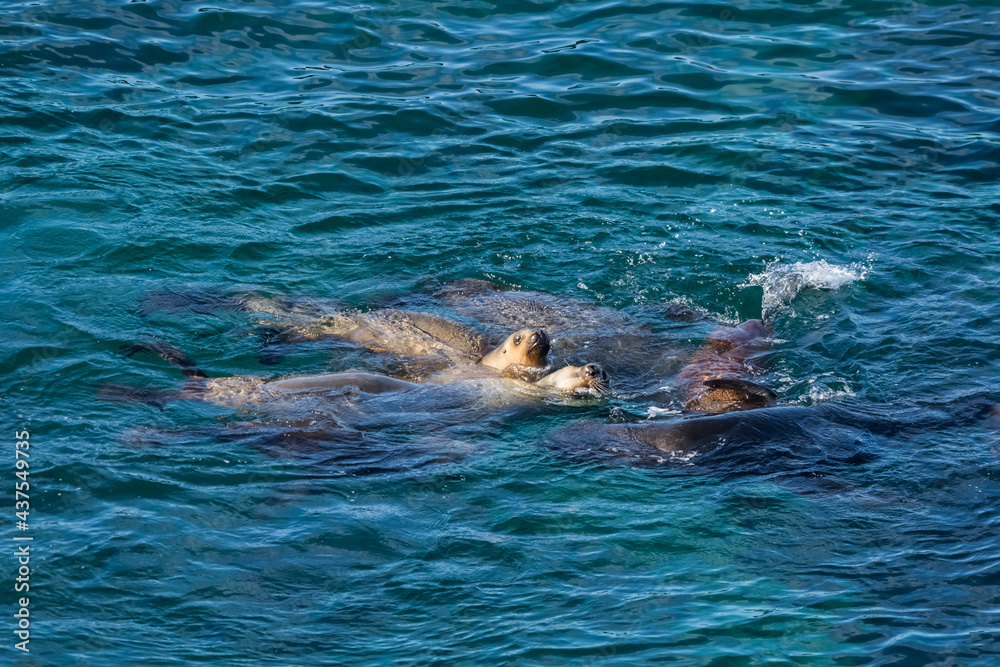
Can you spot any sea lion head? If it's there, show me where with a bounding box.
[480,329,550,370]
[535,363,610,395]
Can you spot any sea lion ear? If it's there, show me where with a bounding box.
[703,378,777,402]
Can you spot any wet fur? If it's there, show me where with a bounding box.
[106,340,600,414]
[676,319,776,414]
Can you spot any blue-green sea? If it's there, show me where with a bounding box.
[3,0,1000,664]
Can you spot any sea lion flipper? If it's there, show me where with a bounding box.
[703,378,777,401]
[120,341,207,378]
[97,383,174,409]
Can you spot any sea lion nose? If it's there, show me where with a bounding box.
[584,364,598,377]
[530,330,548,347]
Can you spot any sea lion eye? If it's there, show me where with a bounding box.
[514,335,522,345]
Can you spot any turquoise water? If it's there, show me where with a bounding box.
[3,0,1000,664]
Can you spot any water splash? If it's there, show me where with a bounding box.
[742,260,869,319]
[804,383,857,404]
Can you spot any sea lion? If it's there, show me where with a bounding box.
[241,284,684,390]
[196,362,608,411]
[534,363,610,395]
[421,279,696,391]
[271,308,489,360]
[562,396,1000,463]
[242,299,550,375]
[432,279,635,338]
[480,329,550,371]
[105,342,607,413]
[675,319,777,414]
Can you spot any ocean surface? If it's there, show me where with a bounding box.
[2,0,1000,664]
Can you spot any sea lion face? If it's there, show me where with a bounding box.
[535,363,610,395]
[480,329,550,370]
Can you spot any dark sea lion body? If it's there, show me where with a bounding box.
[552,397,998,477]
[434,279,635,339]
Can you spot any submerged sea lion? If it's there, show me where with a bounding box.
[556,397,1000,472]
[431,279,636,338]
[105,342,608,413]
[676,319,777,414]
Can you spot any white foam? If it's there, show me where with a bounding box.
[741,259,869,319]
[647,405,683,417]
[662,449,701,464]
[804,383,856,404]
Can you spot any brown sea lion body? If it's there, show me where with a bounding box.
[676,319,777,414]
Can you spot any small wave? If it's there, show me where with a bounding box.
[741,259,869,319]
